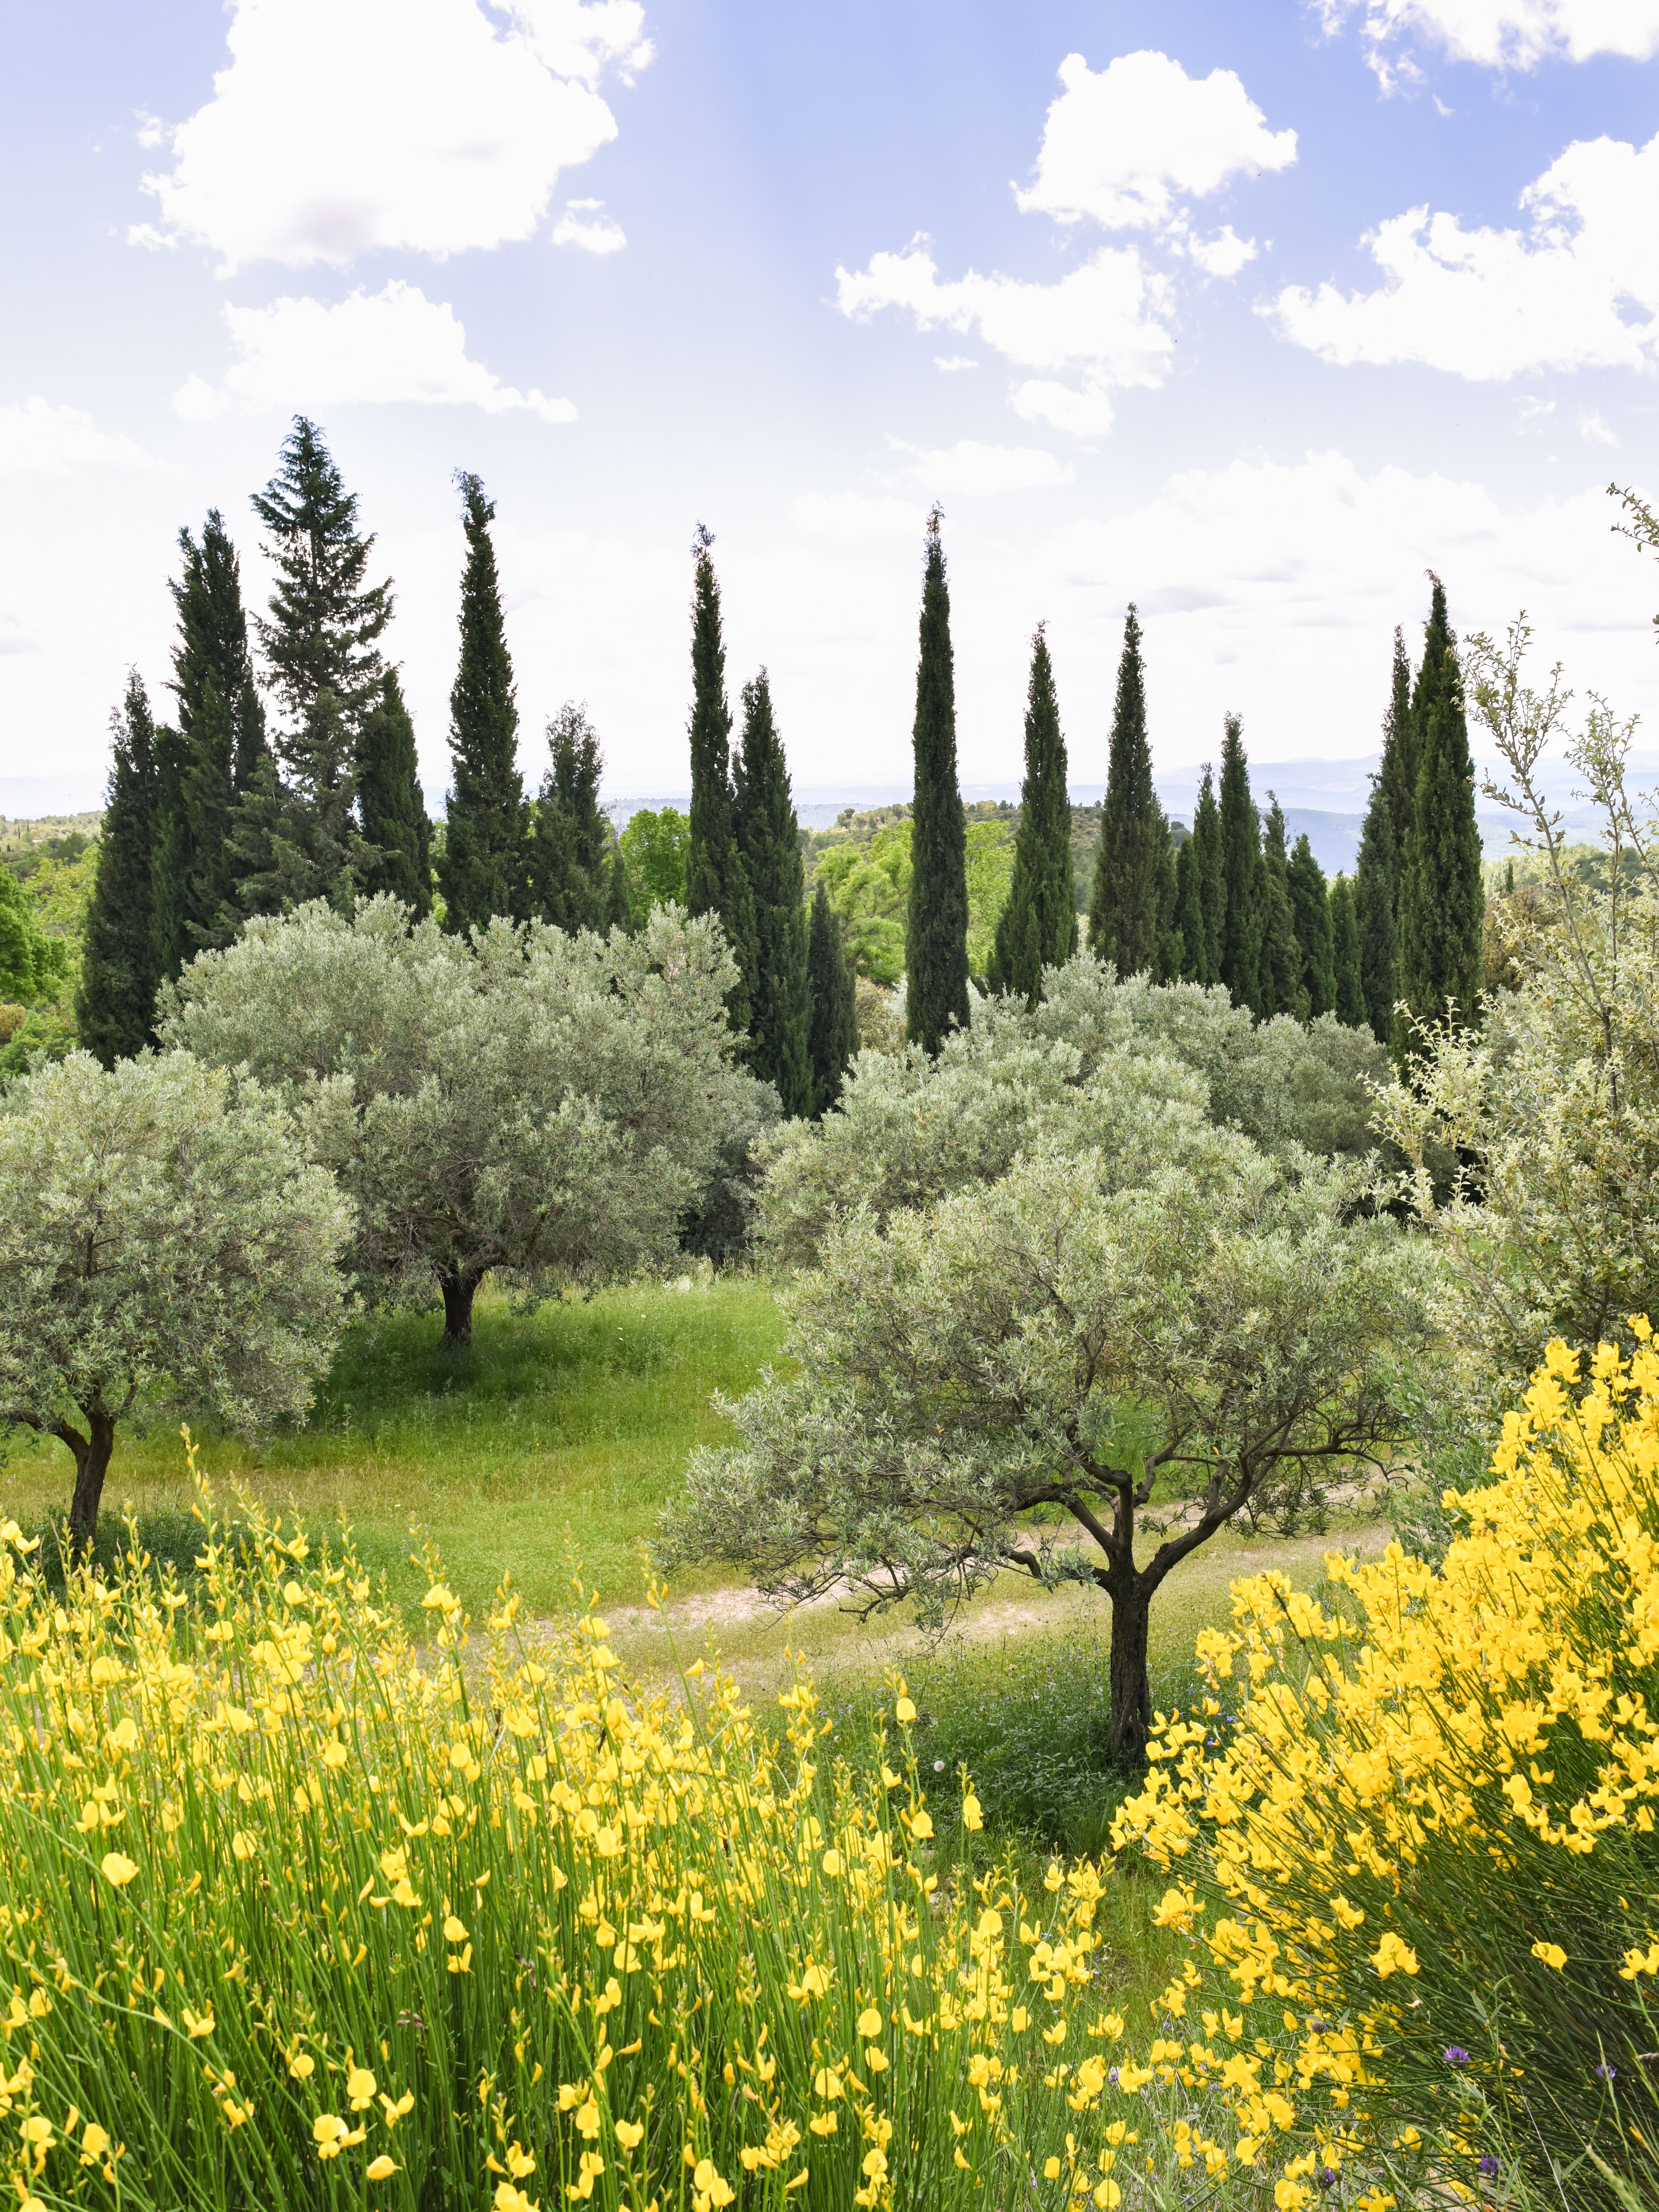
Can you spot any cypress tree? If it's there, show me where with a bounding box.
[1153,824,1182,982]
[1286,830,1336,1017]
[1185,765,1224,985]
[905,508,970,1053]
[149,721,190,983]
[733,669,812,1116]
[1174,833,1207,983]
[1258,799,1306,1021]
[1376,623,1417,881]
[989,624,1076,1007]
[684,526,756,1031]
[440,473,526,933]
[1354,782,1399,1044]
[1329,875,1365,1028]
[252,416,393,737]
[1398,580,1484,1039]
[807,882,858,1117]
[77,673,160,1065]
[358,670,432,916]
[1217,715,1262,1013]
[529,704,612,933]
[1089,604,1168,976]
[166,510,260,958]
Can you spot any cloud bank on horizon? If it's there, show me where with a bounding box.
[5,0,1659,805]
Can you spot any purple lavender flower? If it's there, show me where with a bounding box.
[1597,2062,1617,2081]
[1443,2046,1472,2066]
[1478,2154,1500,2178]
[1315,2169,1338,2193]
[1108,2066,1119,2085]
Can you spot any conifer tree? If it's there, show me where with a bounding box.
[1154,825,1182,982]
[1185,765,1225,985]
[358,670,432,917]
[989,624,1076,1006]
[607,848,632,933]
[1398,578,1484,1038]
[1089,604,1169,976]
[807,882,858,1117]
[252,417,393,736]
[1376,623,1417,882]
[77,673,160,1066]
[1258,798,1307,1021]
[1354,781,1399,1044]
[684,525,756,1032]
[1174,834,1207,984]
[529,704,613,933]
[1287,830,1336,1017]
[1217,716,1262,1013]
[1329,874,1365,1028]
[149,721,190,985]
[162,510,261,960]
[733,669,812,1116]
[440,473,526,933]
[906,509,970,1053]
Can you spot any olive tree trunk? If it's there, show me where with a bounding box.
[438,1265,485,1345]
[62,1409,117,1558]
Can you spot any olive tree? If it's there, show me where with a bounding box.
[163,897,773,1342]
[758,952,1389,1270]
[661,1122,1439,1763]
[0,1051,352,1551]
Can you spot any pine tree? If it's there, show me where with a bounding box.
[289,689,371,909]
[1354,781,1399,1044]
[1376,624,1417,881]
[529,704,612,933]
[905,508,970,1053]
[1217,716,1261,1013]
[1089,604,1169,976]
[733,669,812,1115]
[440,473,526,934]
[358,670,432,916]
[252,417,393,737]
[1398,579,1484,1040]
[684,526,757,1031]
[1258,799,1306,1021]
[1287,831,1336,1017]
[77,673,160,1066]
[1329,875,1365,1028]
[989,624,1076,1007]
[807,882,858,1116]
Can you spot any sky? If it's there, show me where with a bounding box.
[5,0,1659,815]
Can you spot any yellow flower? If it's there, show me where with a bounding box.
[1044,2156,1062,2180]
[100,1851,138,1888]
[894,1696,916,1725]
[1370,1933,1419,1981]
[1531,1940,1567,1971]
[821,1848,843,1877]
[1095,2184,1122,2210]
[615,2119,645,2152]
[182,2007,215,2039]
[574,2097,601,2140]
[347,2066,377,2111]
[444,1914,469,1942]
[80,2124,111,2164]
[314,2115,349,2160]
[908,1807,934,1841]
[366,2156,399,2181]
[288,2053,316,2080]
[961,1793,983,1832]
[506,2142,535,2177]
[856,2006,883,2038]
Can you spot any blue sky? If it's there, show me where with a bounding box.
[5,0,1659,811]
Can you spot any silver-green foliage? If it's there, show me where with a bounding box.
[161,897,773,1322]
[758,952,1389,1270]
[0,1050,351,1545]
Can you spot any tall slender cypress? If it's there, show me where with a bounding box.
[1376,623,1417,882]
[733,669,812,1115]
[77,673,160,1065]
[1174,834,1207,983]
[163,511,259,959]
[1398,578,1484,1039]
[149,721,190,983]
[252,417,393,737]
[440,473,526,933]
[807,882,858,1117]
[1089,604,1168,976]
[1354,781,1399,1044]
[1258,798,1306,1021]
[684,526,756,1031]
[1186,766,1224,985]
[358,670,432,916]
[529,704,613,933]
[1287,831,1336,1017]
[1329,875,1365,1028]
[905,509,970,1053]
[1217,715,1261,1013]
[990,624,1076,1006]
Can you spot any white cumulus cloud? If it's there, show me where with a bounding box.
[552,198,627,253]
[173,283,575,423]
[1015,50,1296,231]
[1318,0,1659,73]
[137,0,647,271]
[0,399,150,474]
[1272,130,1659,377]
[886,438,1075,496]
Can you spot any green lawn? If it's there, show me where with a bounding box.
[3,1276,787,1616]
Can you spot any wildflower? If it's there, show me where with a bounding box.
[962,1793,983,1831]
[1443,2047,1471,2067]
[1316,2174,1338,2194]
[615,2119,644,2152]
[908,1807,933,1840]
[894,1695,916,1725]
[288,2053,316,2080]
[1531,1941,1566,1971]
[1370,1933,1418,1980]
[857,2007,883,2037]
[100,1851,138,1888]
[821,1849,843,1877]
[1597,2062,1617,2081]
[366,2156,399,2181]
[314,2115,349,2160]
[347,2067,377,2111]
[1044,2157,1062,2180]
[1478,2154,1500,2177]
[79,2124,111,2166]
[444,1915,468,1942]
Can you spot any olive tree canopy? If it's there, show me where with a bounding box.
[0,1051,351,1551]
[163,897,774,1341]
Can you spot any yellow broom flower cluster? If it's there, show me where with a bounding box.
[1114,1328,1659,2206]
[0,1448,1387,2212]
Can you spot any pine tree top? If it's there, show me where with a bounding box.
[252,417,393,733]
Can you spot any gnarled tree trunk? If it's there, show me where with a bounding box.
[63,1408,117,1558]
[1105,1571,1154,1768]
[438,1264,485,1345]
